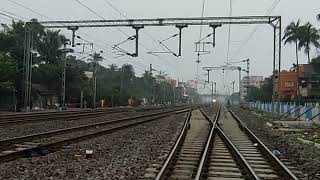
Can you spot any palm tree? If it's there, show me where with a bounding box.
[298,22,320,63]
[37,30,68,64]
[283,20,301,70]
[282,20,302,98]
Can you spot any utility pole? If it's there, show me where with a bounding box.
[80,91,84,108]
[149,64,153,105]
[211,82,214,102]
[23,29,33,112]
[173,85,176,105]
[93,55,97,109]
[214,82,217,100]
[232,80,235,104]
[246,59,250,102]
[163,83,166,104]
[61,43,67,109]
[238,67,242,104]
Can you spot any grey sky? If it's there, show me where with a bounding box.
[1,0,319,95]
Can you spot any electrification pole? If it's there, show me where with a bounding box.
[93,56,97,109]
[246,59,250,102]
[211,82,214,102]
[238,67,242,104]
[232,80,235,104]
[214,82,217,100]
[149,64,153,105]
[61,43,67,109]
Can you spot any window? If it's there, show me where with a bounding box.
[285,81,294,87]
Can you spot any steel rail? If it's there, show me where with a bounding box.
[194,108,220,180]
[0,107,131,118]
[228,108,299,180]
[0,106,186,126]
[0,105,174,119]
[154,109,192,180]
[0,108,187,146]
[196,108,259,180]
[0,108,190,163]
[0,110,121,126]
[216,126,259,179]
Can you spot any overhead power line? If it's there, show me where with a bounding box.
[230,0,281,60]
[74,0,153,70]
[6,0,144,69]
[198,0,206,41]
[0,12,18,20]
[226,0,233,63]
[7,0,112,55]
[101,0,177,71]
[0,8,28,21]
[7,0,46,19]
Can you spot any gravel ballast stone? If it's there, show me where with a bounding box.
[0,113,186,179]
[232,106,320,179]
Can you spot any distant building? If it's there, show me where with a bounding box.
[298,64,320,99]
[240,76,264,100]
[277,71,298,100]
[187,80,198,89]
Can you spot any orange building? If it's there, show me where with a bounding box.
[278,71,298,100]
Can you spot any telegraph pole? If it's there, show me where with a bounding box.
[61,43,67,109]
[93,56,97,109]
[232,80,235,104]
[246,59,250,102]
[149,64,153,105]
[238,67,242,104]
[214,82,217,100]
[211,82,214,102]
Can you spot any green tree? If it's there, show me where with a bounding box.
[283,20,301,70]
[0,20,44,111]
[283,20,302,98]
[0,53,16,82]
[298,22,320,63]
[37,30,68,65]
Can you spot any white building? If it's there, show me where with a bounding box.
[240,76,264,100]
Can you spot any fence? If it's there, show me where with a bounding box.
[249,102,320,124]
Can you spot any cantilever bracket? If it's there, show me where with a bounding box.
[176,24,188,56]
[67,26,79,47]
[132,25,144,57]
[209,23,222,47]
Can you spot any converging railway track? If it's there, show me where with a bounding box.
[156,104,299,180]
[0,106,180,126]
[0,107,191,163]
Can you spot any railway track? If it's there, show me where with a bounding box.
[0,106,184,126]
[156,105,299,180]
[0,108,190,163]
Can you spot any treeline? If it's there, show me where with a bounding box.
[0,20,177,111]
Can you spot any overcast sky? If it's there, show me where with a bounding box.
[1,0,319,94]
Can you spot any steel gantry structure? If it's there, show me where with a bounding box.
[23,16,281,112]
[202,65,249,103]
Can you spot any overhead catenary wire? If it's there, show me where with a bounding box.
[230,0,281,60]
[74,0,156,71]
[6,0,108,52]
[226,0,233,63]
[224,0,233,89]
[198,0,206,42]
[6,0,149,73]
[101,0,178,72]
[0,12,21,21]
[0,8,28,21]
